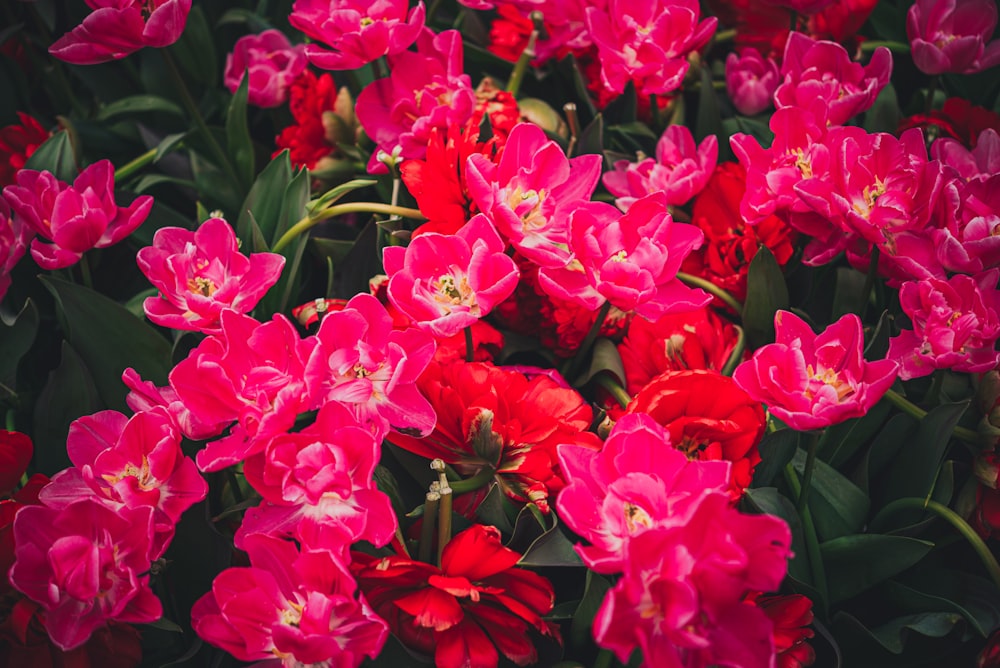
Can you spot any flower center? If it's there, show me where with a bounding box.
[806,364,855,401]
[187,276,217,297]
[624,501,654,533]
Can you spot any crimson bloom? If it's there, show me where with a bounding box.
[3,160,153,270]
[733,311,899,431]
[0,430,32,495]
[0,112,49,188]
[49,0,191,65]
[353,524,559,668]
[750,593,817,668]
[275,70,358,170]
[137,217,285,334]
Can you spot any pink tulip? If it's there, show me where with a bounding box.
[932,128,1000,182]
[466,121,602,268]
[907,0,1000,75]
[10,499,161,650]
[137,217,285,334]
[888,270,1000,380]
[585,0,717,96]
[290,0,425,71]
[931,175,1000,274]
[2,160,152,270]
[733,311,899,431]
[0,196,32,302]
[603,124,718,209]
[725,49,780,116]
[538,193,710,320]
[49,0,191,65]
[383,213,519,339]
[223,30,307,108]
[774,31,892,127]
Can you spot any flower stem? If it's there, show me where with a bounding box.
[115,148,158,182]
[594,374,631,409]
[721,325,746,377]
[418,491,440,564]
[562,300,612,383]
[860,246,880,319]
[272,202,425,254]
[437,486,453,566]
[449,466,496,495]
[797,431,821,516]
[676,272,743,314]
[506,26,537,96]
[464,326,475,363]
[225,468,244,505]
[784,462,829,611]
[925,75,940,114]
[870,497,1000,589]
[78,253,94,290]
[882,389,981,445]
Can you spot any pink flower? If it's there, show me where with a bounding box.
[466,122,602,268]
[237,401,397,550]
[733,311,899,431]
[603,124,718,209]
[0,196,32,302]
[48,0,191,65]
[192,532,388,666]
[556,412,733,573]
[305,293,437,436]
[355,29,474,173]
[290,0,425,71]
[774,32,892,127]
[888,270,1000,380]
[168,311,316,471]
[593,499,791,668]
[137,217,285,334]
[931,174,1000,274]
[9,499,161,651]
[223,30,307,108]
[907,0,1000,75]
[37,408,206,558]
[585,0,717,96]
[383,214,519,338]
[539,193,710,320]
[725,49,780,116]
[932,128,1000,182]
[121,367,231,441]
[2,160,152,270]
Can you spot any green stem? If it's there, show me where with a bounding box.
[115,148,158,182]
[714,28,737,44]
[449,466,496,495]
[925,76,940,114]
[870,498,1000,589]
[506,28,537,96]
[595,374,631,409]
[860,246,880,319]
[923,369,945,406]
[676,272,743,314]
[797,431,821,516]
[562,301,612,383]
[860,40,912,54]
[225,468,244,505]
[5,409,14,432]
[418,491,440,564]
[784,462,829,610]
[278,235,309,316]
[464,326,474,363]
[272,203,425,254]
[162,49,239,186]
[720,325,746,377]
[593,649,614,668]
[79,253,94,290]
[882,389,981,445]
[437,487,453,566]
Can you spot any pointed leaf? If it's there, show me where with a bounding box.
[96,95,184,121]
[23,130,76,181]
[792,447,870,540]
[517,513,584,567]
[236,150,292,250]
[743,486,811,584]
[752,428,799,487]
[0,299,38,394]
[226,74,254,191]
[570,571,612,654]
[822,534,934,605]
[742,246,789,348]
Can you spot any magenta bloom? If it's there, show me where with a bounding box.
[3,160,152,270]
[539,194,710,320]
[305,293,437,437]
[355,29,474,173]
[585,0,717,96]
[137,217,285,334]
[38,407,206,558]
[603,124,718,210]
[192,532,388,666]
[888,270,1000,380]
[466,122,602,268]
[49,0,191,65]
[733,311,899,431]
[0,196,32,302]
[168,311,317,472]
[774,32,892,127]
[932,128,1000,182]
[223,30,307,108]
[290,0,425,71]
[931,174,1000,274]
[725,49,780,117]
[907,0,1000,75]
[238,401,397,550]
[9,499,161,651]
[383,214,519,339]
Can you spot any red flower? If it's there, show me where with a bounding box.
[353,524,560,668]
[0,113,50,188]
[275,70,355,170]
[626,369,766,497]
[898,97,1000,149]
[682,162,796,305]
[979,629,1000,668]
[0,430,32,496]
[750,593,817,668]
[387,361,601,514]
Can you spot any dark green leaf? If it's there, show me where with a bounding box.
[96,95,184,121]
[132,174,197,194]
[752,429,799,487]
[831,267,867,320]
[40,276,171,412]
[575,338,626,388]
[695,65,723,146]
[862,413,916,493]
[24,130,77,181]
[881,575,997,638]
[821,400,893,469]
[555,53,598,121]
[170,8,217,86]
[310,238,356,269]
[864,310,894,362]
[571,571,612,654]
[743,487,810,584]
[334,219,381,299]
[864,83,901,134]
[0,299,39,394]
[475,483,516,535]
[226,74,255,191]
[742,246,789,348]
[517,513,584,567]
[307,178,377,215]
[145,617,184,633]
[822,534,934,605]
[153,131,190,163]
[236,150,293,250]
[577,113,605,158]
[273,167,311,246]
[793,447,870,540]
[131,200,194,247]
[216,8,274,31]
[870,613,965,654]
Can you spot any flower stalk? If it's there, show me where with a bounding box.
[272,202,425,254]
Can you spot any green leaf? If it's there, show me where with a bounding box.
[859,413,916,496]
[882,575,996,638]
[475,483,516,535]
[571,571,612,654]
[96,95,184,121]
[131,200,194,247]
[870,612,965,654]
[752,429,798,487]
[822,534,934,605]
[145,617,184,633]
[555,53,598,121]
[742,246,789,348]
[40,276,171,412]
[743,487,810,584]
[32,341,102,475]
[793,447,870,540]
[821,399,893,469]
[236,150,293,250]
[576,113,605,159]
[132,174,197,194]
[831,267,867,320]
[170,7,217,86]
[226,74,255,191]
[864,83,901,135]
[24,130,77,181]
[153,131,190,162]
[575,338,626,388]
[216,7,274,31]
[695,66,724,148]
[517,513,584,567]
[0,299,39,395]
[310,238,356,269]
